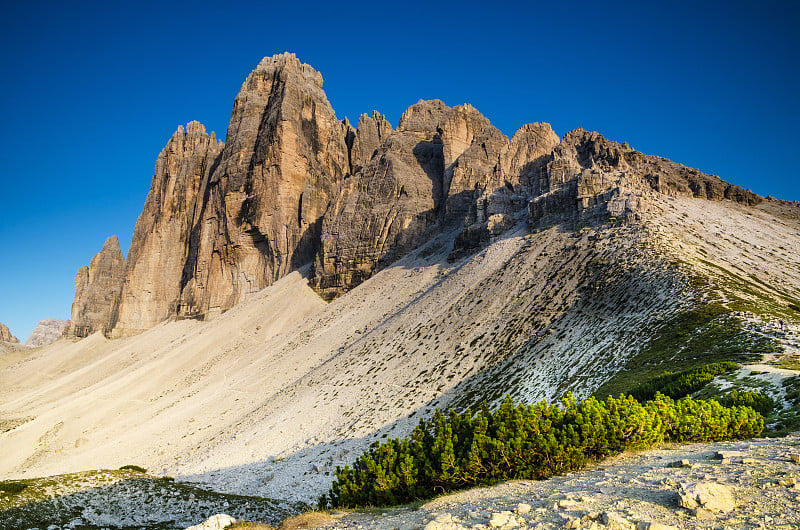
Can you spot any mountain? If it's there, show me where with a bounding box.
[1,53,799,507]
[24,319,67,348]
[0,322,19,344]
[63,53,763,339]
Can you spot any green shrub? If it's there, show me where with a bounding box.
[0,482,27,494]
[320,394,762,508]
[119,464,147,473]
[629,362,740,402]
[715,390,775,414]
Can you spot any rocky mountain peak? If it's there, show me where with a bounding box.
[397,99,451,132]
[66,236,126,338]
[112,121,224,337]
[254,52,324,88]
[65,54,767,335]
[0,322,19,343]
[176,53,349,318]
[350,111,393,174]
[24,318,67,347]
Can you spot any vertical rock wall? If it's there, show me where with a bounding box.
[178,53,350,318]
[66,236,126,338]
[0,322,19,343]
[112,122,223,337]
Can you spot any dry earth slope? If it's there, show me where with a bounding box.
[2,188,799,507]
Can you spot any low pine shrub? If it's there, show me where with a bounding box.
[119,464,147,473]
[320,393,762,508]
[715,390,775,414]
[629,361,740,401]
[0,481,27,494]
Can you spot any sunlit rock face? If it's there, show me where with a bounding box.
[0,322,19,344]
[177,53,350,319]
[112,122,223,337]
[25,318,67,347]
[66,236,126,338]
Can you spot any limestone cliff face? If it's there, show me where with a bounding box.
[67,236,126,338]
[0,322,19,343]
[25,318,67,347]
[314,101,450,300]
[112,122,223,337]
[440,104,508,221]
[312,100,449,299]
[349,111,393,174]
[315,101,563,293]
[178,53,350,318]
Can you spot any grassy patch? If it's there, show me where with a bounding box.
[771,357,800,370]
[769,376,800,436]
[628,362,740,402]
[277,511,335,529]
[594,304,777,399]
[691,259,800,322]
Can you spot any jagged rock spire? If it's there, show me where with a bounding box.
[111,122,224,337]
[67,236,126,338]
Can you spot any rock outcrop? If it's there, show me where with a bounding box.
[66,236,126,338]
[315,101,564,293]
[0,322,19,343]
[528,129,761,229]
[178,53,350,318]
[348,111,393,174]
[112,122,223,337]
[312,100,450,299]
[25,318,67,347]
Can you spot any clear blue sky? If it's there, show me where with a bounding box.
[1,0,798,342]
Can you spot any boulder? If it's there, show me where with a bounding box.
[184,513,236,530]
[678,482,737,513]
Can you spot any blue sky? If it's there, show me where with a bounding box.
[1,0,798,342]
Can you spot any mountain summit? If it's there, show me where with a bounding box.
[66,53,762,338]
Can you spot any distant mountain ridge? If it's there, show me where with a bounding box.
[65,53,762,339]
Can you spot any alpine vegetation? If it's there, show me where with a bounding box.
[320,394,763,508]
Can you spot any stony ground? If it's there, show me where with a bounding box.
[316,435,800,530]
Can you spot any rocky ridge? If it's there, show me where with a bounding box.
[0,322,19,344]
[24,319,67,347]
[67,53,762,337]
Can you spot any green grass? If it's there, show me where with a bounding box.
[594,303,777,399]
[771,357,800,370]
[769,376,800,436]
[689,259,800,322]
